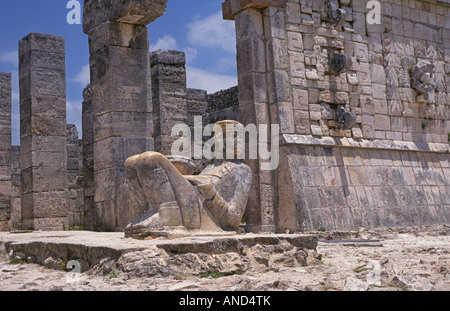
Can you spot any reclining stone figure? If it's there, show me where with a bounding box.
[123,121,252,238]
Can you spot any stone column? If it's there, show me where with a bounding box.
[223,0,286,233]
[81,85,95,230]
[0,73,12,231]
[67,124,80,184]
[19,33,68,231]
[83,0,167,231]
[151,50,189,155]
[10,146,21,230]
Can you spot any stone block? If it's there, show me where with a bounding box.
[19,70,66,99]
[20,115,67,139]
[93,111,148,141]
[32,191,68,218]
[90,46,150,88]
[266,38,289,71]
[375,115,391,131]
[83,0,168,33]
[94,136,151,171]
[20,95,66,121]
[88,21,149,53]
[267,70,291,104]
[292,88,309,110]
[236,36,266,73]
[238,72,267,105]
[21,167,67,193]
[19,33,65,57]
[277,102,295,134]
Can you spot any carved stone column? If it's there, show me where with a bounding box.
[223,0,286,233]
[83,0,167,231]
[19,33,68,231]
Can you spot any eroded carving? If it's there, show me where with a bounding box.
[329,52,352,75]
[337,107,356,130]
[411,60,435,103]
[326,0,347,27]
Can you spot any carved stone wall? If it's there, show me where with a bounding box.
[223,0,450,232]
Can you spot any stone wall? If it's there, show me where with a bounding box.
[223,0,450,232]
[207,86,241,124]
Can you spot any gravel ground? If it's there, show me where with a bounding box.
[0,225,449,291]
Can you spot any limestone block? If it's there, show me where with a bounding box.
[294,110,311,135]
[375,115,391,131]
[267,38,289,71]
[20,115,67,139]
[289,51,305,78]
[20,135,67,155]
[18,33,65,57]
[32,191,68,218]
[83,0,168,33]
[88,21,149,53]
[93,112,148,142]
[94,137,150,171]
[278,102,295,134]
[236,36,266,74]
[20,151,66,169]
[238,72,267,105]
[267,70,291,103]
[292,88,309,110]
[90,46,149,88]
[21,167,67,193]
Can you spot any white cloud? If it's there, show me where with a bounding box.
[183,47,198,64]
[72,64,90,86]
[186,66,237,94]
[0,50,18,66]
[67,100,82,113]
[150,34,179,51]
[187,11,236,53]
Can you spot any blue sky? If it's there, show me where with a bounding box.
[0,0,237,145]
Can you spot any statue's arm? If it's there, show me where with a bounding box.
[197,165,252,230]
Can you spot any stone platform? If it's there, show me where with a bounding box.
[0,231,318,275]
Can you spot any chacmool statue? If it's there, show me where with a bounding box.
[123,120,252,238]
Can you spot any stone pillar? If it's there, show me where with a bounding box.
[81,85,95,230]
[19,33,68,231]
[151,50,189,155]
[187,88,208,130]
[83,0,167,231]
[10,146,21,230]
[223,0,286,233]
[0,73,12,231]
[67,124,80,184]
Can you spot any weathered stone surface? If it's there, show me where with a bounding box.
[0,73,11,232]
[151,50,189,155]
[19,33,68,231]
[85,0,165,231]
[223,0,450,233]
[83,0,168,33]
[2,230,318,276]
